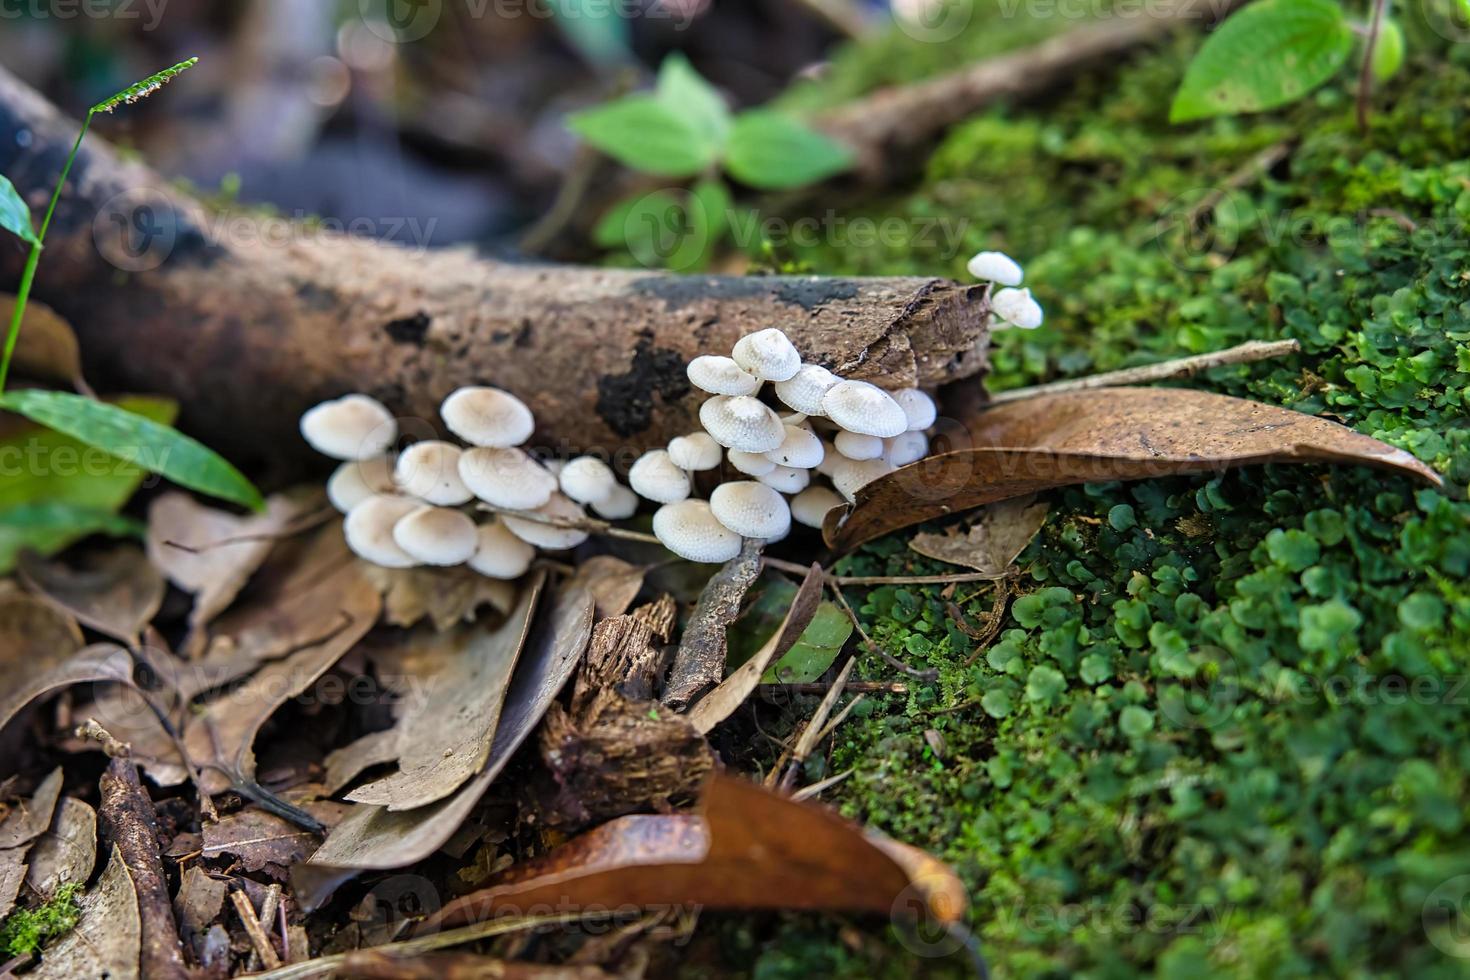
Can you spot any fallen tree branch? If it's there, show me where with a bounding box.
[0,66,988,474]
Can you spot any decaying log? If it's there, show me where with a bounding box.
[0,66,989,475]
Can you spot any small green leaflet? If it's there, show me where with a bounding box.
[0,503,144,538]
[0,175,39,247]
[90,57,198,114]
[657,53,731,148]
[568,95,719,178]
[1170,0,1352,123]
[727,581,854,685]
[0,389,263,511]
[1371,19,1405,82]
[596,179,733,271]
[725,110,855,190]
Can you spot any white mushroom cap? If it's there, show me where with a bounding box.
[893,389,937,432]
[814,441,841,477]
[467,520,536,579]
[830,457,894,501]
[710,481,791,540]
[460,448,558,510]
[966,250,1024,286]
[780,412,811,428]
[773,364,839,416]
[667,432,723,471]
[834,430,885,461]
[441,386,535,447]
[502,492,590,550]
[686,355,760,396]
[591,483,639,520]
[992,287,1044,330]
[392,506,478,566]
[766,425,824,469]
[728,449,776,477]
[300,394,396,460]
[885,430,930,467]
[699,395,785,452]
[758,464,810,494]
[731,328,801,382]
[394,441,473,506]
[327,455,396,513]
[628,450,691,503]
[821,381,908,438]
[652,500,743,564]
[344,495,420,568]
[790,486,844,529]
[558,456,618,506]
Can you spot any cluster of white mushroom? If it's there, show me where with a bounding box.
[967,250,1043,330]
[300,387,637,579]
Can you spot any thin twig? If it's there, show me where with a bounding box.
[767,680,908,696]
[989,339,1301,404]
[160,507,335,554]
[827,580,939,681]
[248,884,283,971]
[231,887,283,971]
[1357,0,1391,132]
[792,768,855,801]
[1181,139,1295,228]
[764,555,1005,586]
[781,657,856,790]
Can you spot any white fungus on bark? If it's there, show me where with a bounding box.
[991,287,1044,330]
[728,449,777,477]
[893,388,937,432]
[558,456,618,506]
[834,429,885,461]
[394,440,473,506]
[821,381,908,438]
[731,328,801,382]
[698,395,785,452]
[773,363,839,416]
[628,449,692,503]
[502,493,590,550]
[392,506,478,566]
[459,447,558,510]
[344,495,420,568]
[790,485,844,529]
[300,394,396,460]
[966,250,1024,286]
[468,520,536,579]
[667,432,723,471]
[710,481,791,540]
[766,424,825,469]
[653,499,743,564]
[440,386,536,447]
[327,455,396,513]
[686,355,760,396]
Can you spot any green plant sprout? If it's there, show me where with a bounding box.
[0,58,264,514]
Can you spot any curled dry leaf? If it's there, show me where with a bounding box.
[422,773,966,934]
[304,578,594,887]
[19,545,165,647]
[907,496,1050,576]
[367,564,518,632]
[0,592,85,738]
[827,387,1446,550]
[202,798,351,874]
[173,867,228,964]
[0,645,132,749]
[24,796,97,898]
[663,537,765,709]
[0,767,65,919]
[30,846,142,980]
[565,555,646,620]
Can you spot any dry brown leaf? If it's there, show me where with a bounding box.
[304,579,595,882]
[345,571,546,810]
[201,798,351,873]
[0,852,25,923]
[422,773,966,933]
[566,555,647,620]
[663,537,764,709]
[174,866,227,962]
[19,545,165,647]
[0,644,134,747]
[0,295,84,388]
[31,845,141,980]
[685,564,825,734]
[0,768,65,919]
[367,564,519,632]
[24,796,97,898]
[0,593,85,742]
[336,950,619,979]
[826,387,1447,550]
[908,497,1050,576]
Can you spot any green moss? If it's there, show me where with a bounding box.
[0,882,84,959]
[735,18,1470,980]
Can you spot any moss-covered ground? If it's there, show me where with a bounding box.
[714,7,1470,978]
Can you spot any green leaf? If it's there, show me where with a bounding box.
[0,390,263,511]
[0,175,39,247]
[725,110,855,189]
[595,179,732,271]
[0,502,144,538]
[1370,18,1405,82]
[657,53,731,148]
[1169,0,1352,123]
[0,395,173,570]
[568,95,718,178]
[726,581,854,684]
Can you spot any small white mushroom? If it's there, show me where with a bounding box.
[780,412,811,428]
[343,495,420,568]
[966,250,1024,286]
[830,457,894,501]
[699,395,785,452]
[300,394,396,460]
[327,455,396,513]
[591,483,639,520]
[992,287,1044,330]
[459,448,558,510]
[884,430,930,467]
[686,355,760,396]
[558,456,618,506]
[766,424,824,469]
[758,464,810,494]
[731,328,801,382]
[667,432,723,471]
[502,492,590,550]
[468,520,536,579]
[394,441,473,506]
[893,388,937,432]
[392,506,478,566]
[728,449,776,477]
[441,386,535,447]
[814,441,841,477]
[710,481,791,540]
[652,499,743,564]
[790,486,844,529]
[772,363,839,415]
[822,381,908,438]
[834,430,885,461]
[628,449,691,503]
